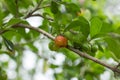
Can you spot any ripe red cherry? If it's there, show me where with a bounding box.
[54,35,68,47]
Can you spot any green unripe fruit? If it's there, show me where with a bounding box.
[48,41,59,51]
[82,42,91,52]
[64,31,86,45]
[91,44,98,53]
[64,31,72,39]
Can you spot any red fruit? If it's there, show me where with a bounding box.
[54,35,68,47]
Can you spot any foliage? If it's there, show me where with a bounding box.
[0,0,120,80]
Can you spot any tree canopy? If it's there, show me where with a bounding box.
[0,0,120,80]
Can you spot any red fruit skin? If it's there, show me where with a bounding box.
[54,35,68,47]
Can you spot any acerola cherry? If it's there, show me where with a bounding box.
[54,35,68,47]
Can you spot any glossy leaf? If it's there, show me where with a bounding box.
[78,16,90,37]
[104,37,120,60]
[90,17,102,38]
[65,16,90,37]
[65,20,80,31]
[2,36,14,52]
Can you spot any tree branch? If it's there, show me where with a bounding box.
[15,24,55,40]
[67,46,120,73]
[14,23,120,74]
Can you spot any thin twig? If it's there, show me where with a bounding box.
[114,63,120,77]
[38,4,50,9]
[115,63,120,69]
[36,0,44,9]
[30,14,54,21]
[23,0,52,21]
[0,30,10,35]
[14,23,120,74]
[31,0,44,13]
[24,0,44,19]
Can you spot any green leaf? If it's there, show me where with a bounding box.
[19,0,33,8]
[27,29,40,39]
[65,3,80,16]
[51,1,59,14]
[78,16,90,37]
[58,48,79,60]
[88,61,105,75]
[3,18,23,29]
[0,7,4,27]
[115,27,120,34]
[64,20,80,31]
[100,22,113,34]
[0,43,2,49]
[27,43,38,53]
[104,37,120,61]
[50,64,59,68]
[40,20,49,32]
[85,74,93,80]
[90,17,102,38]
[2,29,21,40]
[65,16,90,37]
[50,21,61,35]
[54,13,72,25]
[0,68,7,80]
[4,0,17,15]
[2,36,14,52]
[15,28,26,41]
